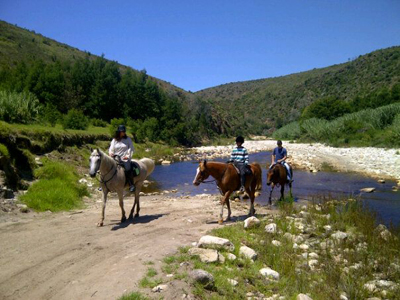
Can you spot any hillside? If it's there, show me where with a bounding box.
[0,20,188,100]
[196,46,400,134]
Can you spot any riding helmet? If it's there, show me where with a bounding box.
[236,136,244,144]
[117,125,126,132]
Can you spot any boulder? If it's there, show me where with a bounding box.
[244,216,260,229]
[190,269,214,289]
[239,245,257,261]
[360,187,375,193]
[188,248,219,263]
[198,235,234,251]
[265,223,277,234]
[297,294,313,300]
[259,267,280,280]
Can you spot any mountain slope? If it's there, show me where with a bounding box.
[196,46,400,134]
[0,20,188,100]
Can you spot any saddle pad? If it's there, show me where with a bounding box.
[131,161,140,176]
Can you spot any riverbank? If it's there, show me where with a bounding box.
[190,140,400,181]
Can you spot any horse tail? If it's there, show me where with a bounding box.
[252,163,262,191]
[140,158,155,177]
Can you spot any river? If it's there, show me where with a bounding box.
[143,151,400,226]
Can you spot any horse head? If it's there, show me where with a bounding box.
[89,148,102,177]
[193,160,210,186]
[266,164,279,186]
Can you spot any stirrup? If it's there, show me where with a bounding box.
[129,185,135,192]
[239,186,245,192]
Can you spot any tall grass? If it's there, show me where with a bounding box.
[0,90,41,124]
[273,103,400,146]
[21,160,88,211]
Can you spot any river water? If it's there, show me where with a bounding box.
[143,151,400,226]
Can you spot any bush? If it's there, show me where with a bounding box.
[62,109,89,130]
[109,118,126,136]
[21,160,88,212]
[0,90,41,124]
[42,103,61,126]
[91,118,108,127]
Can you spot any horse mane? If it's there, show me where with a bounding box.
[97,149,117,168]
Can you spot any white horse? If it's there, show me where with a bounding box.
[89,149,155,227]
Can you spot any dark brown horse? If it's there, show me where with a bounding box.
[193,160,262,224]
[266,163,293,205]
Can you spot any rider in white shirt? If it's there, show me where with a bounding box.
[109,125,135,192]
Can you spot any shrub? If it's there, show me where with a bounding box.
[42,103,61,126]
[0,90,41,124]
[109,118,126,136]
[91,118,108,127]
[0,143,9,158]
[62,109,89,130]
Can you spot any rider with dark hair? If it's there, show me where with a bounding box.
[109,125,136,192]
[228,136,249,192]
[271,140,293,182]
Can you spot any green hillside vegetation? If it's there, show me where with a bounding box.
[196,46,400,135]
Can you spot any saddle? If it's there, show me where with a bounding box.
[114,156,140,177]
[230,163,252,175]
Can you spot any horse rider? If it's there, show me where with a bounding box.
[228,136,249,192]
[109,125,135,192]
[271,140,293,183]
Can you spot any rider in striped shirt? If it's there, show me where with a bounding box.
[228,136,248,192]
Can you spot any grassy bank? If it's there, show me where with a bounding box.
[20,160,89,211]
[273,103,400,147]
[130,199,400,300]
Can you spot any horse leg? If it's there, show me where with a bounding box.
[289,182,293,198]
[129,183,142,219]
[226,198,232,222]
[245,186,255,216]
[268,184,274,206]
[280,185,285,201]
[219,191,231,225]
[118,191,126,223]
[97,189,108,227]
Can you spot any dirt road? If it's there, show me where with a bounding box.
[0,193,268,300]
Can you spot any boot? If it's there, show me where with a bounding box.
[240,173,246,192]
[125,170,135,192]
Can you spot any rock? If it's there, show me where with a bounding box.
[226,253,237,261]
[255,191,261,197]
[364,282,377,292]
[339,293,348,300]
[139,192,145,196]
[265,223,277,234]
[272,240,281,247]
[260,267,280,280]
[218,253,225,263]
[161,160,171,165]
[296,294,313,300]
[309,252,319,259]
[198,235,234,251]
[378,179,385,184]
[294,235,304,244]
[283,232,295,242]
[323,225,332,232]
[299,211,310,218]
[239,245,257,261]
[360,187,375,193]
[308,259,318,270]
[152,284,168,292]
[188,248,219,263]
[331,231,348,240]
[375,224,392,241]
[244,216,260,229]
[190,269,214,289]
[79,178,88,184]
[227,278,238,286]
[299,244,309,251]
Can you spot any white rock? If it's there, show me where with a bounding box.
[244,216,260,229]
[260,267,280,280]
[226,253,237,261]
[360,187,375,193]
[265,223,277,234]
[299,244,309,251]
[227,278,238,286]
[309,252,319,259]
[152,284,168,292]
[308,259,318,270]
[331,231,348,240]
[294,235,305,244]
[323,225,332,231]
[283,232,295,242]
[296,293,313,300]
[239,245,257,261]
[272,240,281,247]
[188,248,219,263]
[198,235,234,251]
[161,160,171,165]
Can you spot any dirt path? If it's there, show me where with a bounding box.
[0,193,271,300]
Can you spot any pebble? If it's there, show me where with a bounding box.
[265,223,277,234]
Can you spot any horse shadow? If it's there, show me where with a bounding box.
[206,212,270,224]
[110,213,167,231]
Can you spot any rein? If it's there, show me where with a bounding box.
[95,156,118,189]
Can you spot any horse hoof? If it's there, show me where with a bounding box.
[97,222,103,227]
[121,216,127,223]
[134,213,139,218]
[218,219,223,225]
[226,217,231,222]
[128,214,133,220]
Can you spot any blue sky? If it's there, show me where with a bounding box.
[1,0,400,91]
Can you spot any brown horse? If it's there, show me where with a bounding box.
[266,163,293,205]
[193,160,262,224]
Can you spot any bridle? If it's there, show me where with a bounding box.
[92,154,118,190]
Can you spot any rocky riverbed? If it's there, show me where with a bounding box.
[190,140,400,181]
